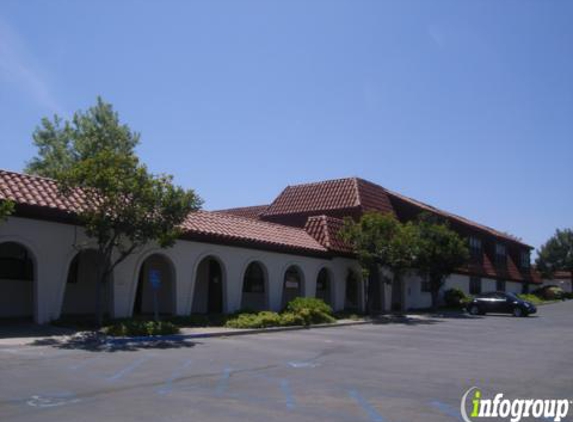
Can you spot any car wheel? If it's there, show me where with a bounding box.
[513,307,523,317]
[469,305,481,316]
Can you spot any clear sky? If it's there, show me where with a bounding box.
[0,0,571,252]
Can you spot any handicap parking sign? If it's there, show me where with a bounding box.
[149,269,161,290]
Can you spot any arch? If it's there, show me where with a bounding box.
[240,261,268,311]
[344,268,363,312]
[192,255,226,314]
[133,253,176,316]
[315,267,334,307]
[0,241,36,320]
[281,265,304,308]
[61,249,112,317]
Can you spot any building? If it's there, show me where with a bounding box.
[0,170,540,323]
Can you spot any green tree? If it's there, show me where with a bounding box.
[0,200,15,222]
[26,97,138,178]
[413,214,469,311]
[27,98,202,326]
[536,229,573,282]
[340,212,417,315]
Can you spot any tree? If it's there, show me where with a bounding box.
[413,214,469,312]
[26,97,138,178]
[340,212,417,315]
[27,98,202,326]
[0,200,14,222]
[536,229,573,282]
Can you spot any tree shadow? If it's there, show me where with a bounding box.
[29,332,201,352]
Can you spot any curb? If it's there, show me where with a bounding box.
[106,320,373,345]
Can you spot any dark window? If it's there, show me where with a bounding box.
[316,268,329,292]
[520,251,530,269]
[496,280,506,292]
[469,237,483,262]
[243,262,265,293]
[470,277,481,295]
[0,242,34,281]
[495,243,507,268]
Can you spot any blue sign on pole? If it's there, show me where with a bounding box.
[149,269,161,290]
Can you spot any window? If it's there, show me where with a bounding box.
[0,242,33,281]
[495,243,507,267]
[520,250,530,270]
[470,277,481,295]
[496,280,506,292]
[243,262,265,293]
[469,237,483,262]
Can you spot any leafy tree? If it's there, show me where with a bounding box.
[27,98,202,326]
[413,214,469,311]
[536,229,573,281]
[340,212,417,315]
[26,97,138,178]
[0,200,15,222]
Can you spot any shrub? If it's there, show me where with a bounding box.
[224,311,282,329]
[562,292,573,300]
[103,320,180,337]
[517,293,544,305]
[443,288,468,308]
[533,286,564,300]
[278,312,307,327]
[284,297,336,325]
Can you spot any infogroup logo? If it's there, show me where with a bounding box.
[460,387,571,422]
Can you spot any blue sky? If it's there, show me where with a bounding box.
[0,0,571,251]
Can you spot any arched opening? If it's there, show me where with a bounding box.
[315,268,333,306]
[193,257,224,314]
[133,254,176,316]
[62,250,110,316]
[344,269,363,312]
[241,261,267,311]
[0,242,35,320]
[282,265,304,308]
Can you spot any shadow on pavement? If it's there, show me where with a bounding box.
[29,332,200,352]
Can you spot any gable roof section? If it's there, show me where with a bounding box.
[262,177,394,218]
[213,204,268,220]
[0,169,328,257]
[304,215,354,254]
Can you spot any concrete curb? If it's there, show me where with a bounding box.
[106,320,373,345]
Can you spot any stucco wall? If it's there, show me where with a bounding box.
[0,216,363,323]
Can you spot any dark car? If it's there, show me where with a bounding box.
[466,291,537,317]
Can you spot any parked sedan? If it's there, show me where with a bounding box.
[467,292,537,317]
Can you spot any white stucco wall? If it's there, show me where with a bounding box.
[505,281,523,294]
[0,216,363,323]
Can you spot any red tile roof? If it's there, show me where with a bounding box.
[181,211,328,255]
[304,215,354,254]
[0,170,328,257]
[0,169,86,215]
[213,205,268,220]
[386,190,532,248]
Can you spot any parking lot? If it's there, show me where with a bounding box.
[1,301,572,422]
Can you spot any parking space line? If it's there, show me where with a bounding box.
[157,359,193,395]
[106,356,150,382]
[348,389,385,422]
[280,379,295,410]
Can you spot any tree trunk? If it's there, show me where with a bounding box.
[430,289,439,313]
[366,265,382,316]
[391,272,404,313]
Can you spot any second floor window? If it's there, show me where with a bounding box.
[469,237,482,262]
[520,251,531,270]
[495,243,507,267]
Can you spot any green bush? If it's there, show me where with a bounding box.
[562,292,573,300]
[278,312,307,327]
[284,297,336,325]
[225,311,282,329]
[517,293,544,305]
[533,286,564,300]
[103,320,180,337]
[443,288,468,308]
